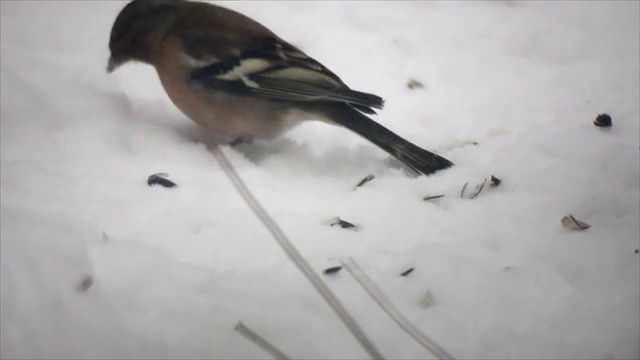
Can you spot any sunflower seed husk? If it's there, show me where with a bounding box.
[401,268,415,277]
[77,274,94,293]
[561,215,591,230]
[324,266,343,275]
[423,195,444,201]
[355,174,375,189]
[490,175,502,187]
[148,173,177,188]
[324,216,358,230]
[419,290,436,309]
[407,79,425,90]
[467,179,487,199]
[593,113,612,127]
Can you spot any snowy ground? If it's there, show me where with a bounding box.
[1,1,639,359]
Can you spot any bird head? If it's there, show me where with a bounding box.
[107,0,178,73]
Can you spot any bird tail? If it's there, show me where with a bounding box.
[320,104,453,175]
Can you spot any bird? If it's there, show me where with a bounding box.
[107,0,453,175]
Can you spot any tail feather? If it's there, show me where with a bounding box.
[320,104,453,175]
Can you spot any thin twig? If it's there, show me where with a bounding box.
[235,322,290,360]
[211,144,384,360]
[341,258,455,360]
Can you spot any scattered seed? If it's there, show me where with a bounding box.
[77,274,94,293]
[561,215,591,230]
[148,173,177,188]
[594,113,612,127]
[634,249,638,254]
[324,266,343,275]
[401,268,415,277]
[355,174,375,189]
[490,175,502,187]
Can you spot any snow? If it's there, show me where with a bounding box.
[1,1,638,359]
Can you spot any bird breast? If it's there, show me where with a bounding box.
[152,37,304,140]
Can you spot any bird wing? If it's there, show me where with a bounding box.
[176,31,383,113]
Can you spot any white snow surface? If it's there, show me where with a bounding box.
[1,1,639,359]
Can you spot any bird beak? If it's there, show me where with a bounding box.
[106,56,120,73]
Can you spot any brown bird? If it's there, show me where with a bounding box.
[107,0,453,175]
